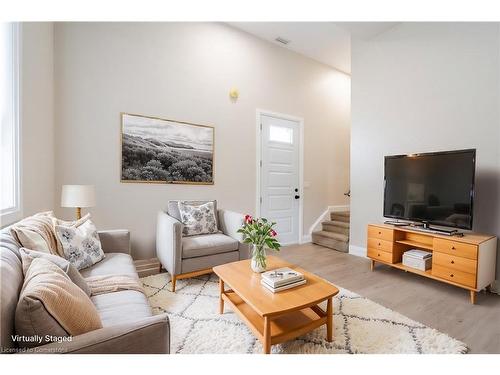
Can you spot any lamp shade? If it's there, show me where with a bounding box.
[61,185,96,208]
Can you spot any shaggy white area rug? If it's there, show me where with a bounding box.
[141,272,468,354]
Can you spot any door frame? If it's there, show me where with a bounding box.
[255,109,304,245]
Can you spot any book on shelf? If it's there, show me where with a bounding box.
[261,267,304,288]
[260,278,307,293]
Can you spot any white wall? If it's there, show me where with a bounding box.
[54,22,351,259]
[21,22,55,216]
[350,23,500,289]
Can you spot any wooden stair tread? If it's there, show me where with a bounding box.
[322,220,350,228]
[330,211,350,217]
[330,212,350,223]
[312,230,348,242]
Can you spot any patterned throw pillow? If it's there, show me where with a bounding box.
[54,218,105,270]
[52,213,93,257]
[178,201,218,236]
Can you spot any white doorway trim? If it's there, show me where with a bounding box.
[255,109,305,245]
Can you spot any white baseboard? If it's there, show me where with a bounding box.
[301,234,312,244]
[349,245,367,258]
[492,280,500,295]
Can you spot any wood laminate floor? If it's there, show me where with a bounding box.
[274,243,500,354]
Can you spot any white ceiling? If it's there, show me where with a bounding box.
[228,22,399,74]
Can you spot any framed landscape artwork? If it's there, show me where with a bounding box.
[121,113,214,184]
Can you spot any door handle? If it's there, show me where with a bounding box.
[294,195,300,199]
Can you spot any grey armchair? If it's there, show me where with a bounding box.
[156,201,250,292]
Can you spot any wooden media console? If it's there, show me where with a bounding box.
[367,224,497,304]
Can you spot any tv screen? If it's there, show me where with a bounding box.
[384,149,476,229]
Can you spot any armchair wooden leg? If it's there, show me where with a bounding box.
[171,276,177,292]
[169,268,213,293]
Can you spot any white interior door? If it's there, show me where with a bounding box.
[260,114,300,245]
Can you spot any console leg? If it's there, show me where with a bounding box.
[470,290,476,305]
[370,260,375,271]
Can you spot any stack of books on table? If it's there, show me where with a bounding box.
[260,267,306,293]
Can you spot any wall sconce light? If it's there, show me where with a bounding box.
[229,87,239,101]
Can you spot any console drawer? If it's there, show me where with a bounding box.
[367,226,394,242]
[367,238,393,253]
[433,238,477,260]
[367,248,393,263]
[432,264,476,288]
[433,251,477,275]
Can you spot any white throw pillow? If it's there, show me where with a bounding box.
[178,201,218,236]
[54,218,105,270]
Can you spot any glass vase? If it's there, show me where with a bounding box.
[251,244,267,273]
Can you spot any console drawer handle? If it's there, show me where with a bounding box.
[378,242,381,246]
[451,246,456,250]
[377,253,381,257]
[378,231,381,235]
[450,274,454,278]
[451,260,455,264]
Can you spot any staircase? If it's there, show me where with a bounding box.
[311,211,350,253]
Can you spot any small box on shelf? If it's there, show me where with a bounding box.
[402,249,432,271]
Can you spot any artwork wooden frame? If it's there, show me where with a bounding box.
[120,113,215,185]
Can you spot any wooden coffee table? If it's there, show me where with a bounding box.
[213,256,339,354]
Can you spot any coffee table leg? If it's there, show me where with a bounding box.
[264,316,271,354]
[219,279,224,314]
[326,297,333,342]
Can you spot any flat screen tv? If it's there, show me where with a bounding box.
[383,149,476,230]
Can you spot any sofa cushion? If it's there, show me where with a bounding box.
[91,290,152,327]
[10,211,59,255]
[15,258,102,348]
[182,250,239,274]
[167,200,218,225]
[19,248,91,297]
[52,213,92,256]
[0,243,24,351]
[178,201,219,237]
[54,217,105,270]
[1,226,22,259]
[80,253,137,278]
[13,228,52,253]
[182,233,238,259]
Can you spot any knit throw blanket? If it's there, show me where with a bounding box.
[21,258,103,336]
[85,274,145,296]
[10,213,61,256]
[12,212,145,298]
